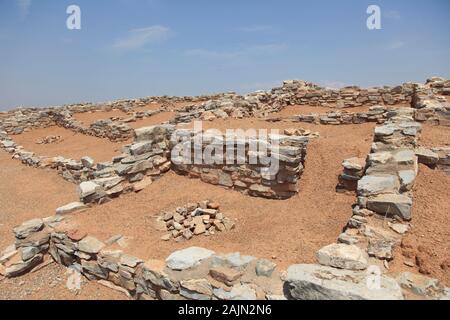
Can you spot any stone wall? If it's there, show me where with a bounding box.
[170,129,309,199]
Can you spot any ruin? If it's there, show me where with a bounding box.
[0,77,449,300]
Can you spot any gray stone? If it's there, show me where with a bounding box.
[393,150,416,165]
[415,147,439,166]
[317,244,368,270]
[81,156,95,168]
[357,175,398,196]
[255,259,276,277]
[166,247,215,270]
[396,272,442,297]
[56,202,88,215]
[367,239,395,260]
[398,170,416,191]
[286,264,404,300]
[367,194,412,221]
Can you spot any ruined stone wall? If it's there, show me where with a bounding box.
[271,80,415,108]
[170,130,309,199]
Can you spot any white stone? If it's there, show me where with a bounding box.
[166,247,215,270]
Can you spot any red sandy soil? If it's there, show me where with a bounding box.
[389,165,450,287]
[0,150,78,249]
[64,121,375,269]
[128,111,176,129]
[0,263,128,300]
[11,126,125,162]
[73,109,127,125]
[419,124,450,147]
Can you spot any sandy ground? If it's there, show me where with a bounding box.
[73,109,128,125]
[419,124,450,147]
[11,126,125,162]
[64,121,375,269]
[0,150,78,249]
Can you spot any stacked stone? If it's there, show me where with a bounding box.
[89,119,133,142]
[156,201,235,242]
[412,82,450,126]
[336,157,366,192]
[0,109,56,134]
[0,217,63,278]
[170,130,309,199]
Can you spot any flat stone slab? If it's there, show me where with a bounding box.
[77,181,102,198]
[56,202,88,215]
[367,193,413,221]
[317,244,368,271]
[166,247,215,271]
[286,264,404,300]
[13,219,44,239]
[77,236,105,254]
[357,175,398,196]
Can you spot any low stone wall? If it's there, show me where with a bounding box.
[0,217,285,300]
[170,129,309,199]
[267,106,388,125]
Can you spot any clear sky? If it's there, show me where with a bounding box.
[0,0,449,110]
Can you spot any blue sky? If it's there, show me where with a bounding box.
[0,0,449,110]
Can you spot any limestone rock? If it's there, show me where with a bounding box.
[357,175,398,196]
[180,279,213,300]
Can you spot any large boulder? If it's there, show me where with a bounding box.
[286,264,404,300]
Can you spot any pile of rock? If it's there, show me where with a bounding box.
[155,201,235,242]
[35,135,63,144]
